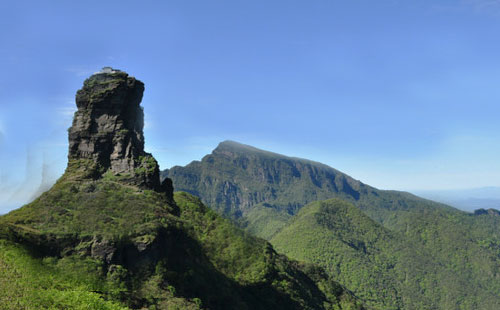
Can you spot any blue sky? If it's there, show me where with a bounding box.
[1,0,500,213]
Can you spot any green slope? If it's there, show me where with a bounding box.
[174,192,364,310]
[164,140,500,309]
[270,199,500,310]
[0,164,364,310]
[0,239,127,310]
[271,199,402,309]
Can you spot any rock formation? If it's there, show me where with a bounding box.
[473,208,500,216]
[67,67,172,197]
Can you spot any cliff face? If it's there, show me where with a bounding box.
[162,140,368,221]
[68,68,172,195]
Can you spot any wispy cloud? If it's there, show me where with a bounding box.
[1,147,38,212]
[144,112,155,130]
[145,146,176,154]
[64,65,98,77]
[57,103,77,118]
[0,146,62,214]
[28,153,58,202]
[53,99,77,128]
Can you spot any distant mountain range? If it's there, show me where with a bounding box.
[163,140,500,309]
[414,187,500,212]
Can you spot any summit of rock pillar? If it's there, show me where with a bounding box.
[67,67,172,195]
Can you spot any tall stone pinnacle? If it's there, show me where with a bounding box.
[67,67,172,197]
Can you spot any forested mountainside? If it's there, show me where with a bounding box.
[271,199,500,309]
[163,140,500,309]
[162,141,460,239]
[0,70,364,310]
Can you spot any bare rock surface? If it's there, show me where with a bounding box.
[68,67,172,196]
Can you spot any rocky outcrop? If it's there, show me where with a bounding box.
[67,68,172,197]
[473,208,500,216]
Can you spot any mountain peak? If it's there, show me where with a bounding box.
[215,140,263,153]
[214,140,290,159]
[213,141,338,170]
[67,69,171,194]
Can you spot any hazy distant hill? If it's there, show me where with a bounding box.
[163,140,500,309]
[414,187,500,212]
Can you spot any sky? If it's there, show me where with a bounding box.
[1,0,500,213]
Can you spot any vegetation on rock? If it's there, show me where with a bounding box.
[0,183,364,309]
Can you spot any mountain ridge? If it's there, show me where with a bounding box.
[162,139,456,237]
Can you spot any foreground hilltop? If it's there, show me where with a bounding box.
[164,140,500,309]
[0,69,363,310]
